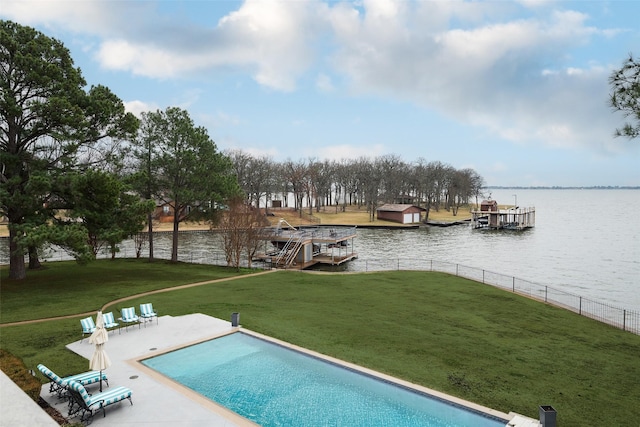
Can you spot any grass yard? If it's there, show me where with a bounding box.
[0,259,252,324]
[1,260,639,426]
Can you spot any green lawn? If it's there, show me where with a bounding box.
[0,259,251,323]
[1,260,639,426]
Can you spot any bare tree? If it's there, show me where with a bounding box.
[314,160,334,212]
[224,152,486,224]
[354,157,383,221]
[226,149,252,199]
[378,154,409,204]
[219,196,269,270]
[282,159,307,216]
[247,155,274,212]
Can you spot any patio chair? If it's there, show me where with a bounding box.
[80,317,96,341]
[67,379,132,423]
[102,311,120,334]
[119,307,141,331]
[139,303,158,326]
[37,364,108,399]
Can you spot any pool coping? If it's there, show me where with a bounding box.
[130,328,258,427]
[132,326,514,426]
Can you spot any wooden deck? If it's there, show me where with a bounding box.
[470,207,535,230]
[256,225,358,269]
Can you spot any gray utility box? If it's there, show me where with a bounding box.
[539,405,557,427]
[231,312,240,327]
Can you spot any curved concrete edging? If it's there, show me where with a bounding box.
[0,270,277,328]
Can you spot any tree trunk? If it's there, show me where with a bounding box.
[8,225,26,280]
[28,245,42,270]
[171,207,180,262]
[147,211,154,262]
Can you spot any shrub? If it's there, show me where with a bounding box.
[0,349,42,401]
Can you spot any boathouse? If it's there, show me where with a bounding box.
[480,199,498,212]
[471,202,535,231]
[376,204,425,224]
[256,219,357,269]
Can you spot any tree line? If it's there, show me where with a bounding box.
[227,150,486,220]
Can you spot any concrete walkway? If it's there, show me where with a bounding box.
[0,370,58,427]
[41,314,254,426]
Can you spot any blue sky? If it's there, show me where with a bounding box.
[2,0,639,186]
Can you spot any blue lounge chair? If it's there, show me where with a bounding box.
[37,364,108,399]
[80,317,96,341]
[120,307,140,330]
[139,303,158,326]
[102,311,120,334]
[67,379,132,423]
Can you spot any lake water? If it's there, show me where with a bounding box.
[346,189,640,312]
[1,189,638,312]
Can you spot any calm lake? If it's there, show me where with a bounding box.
[348,188,639,312]
[1,189,638,312]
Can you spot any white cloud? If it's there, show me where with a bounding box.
[91,0,329,90]
[0,1,150,36]
[303,144,387,161]
[316,73,335,92]
[2,0,632,160]
[3,0,328,90]
[326,1,622,154]
[227,144,279,159]
[213,0,329,90]
[124,100,159,117]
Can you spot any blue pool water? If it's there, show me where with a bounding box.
[142,333,507,427]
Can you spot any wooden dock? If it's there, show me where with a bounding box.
[255,223,358,269]
[470,207,535,230]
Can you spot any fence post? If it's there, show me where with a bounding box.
[482,270,485,284]
[623,310,626,332]
[430,259,433,271]
[545,286,548,303]
[579,297,582,315]
[398,258,400,270]
[512,276,515,292]
[366,260,368,272]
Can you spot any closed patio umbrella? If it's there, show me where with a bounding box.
[89,311,111,392]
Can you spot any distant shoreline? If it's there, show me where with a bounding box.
[486,186,639,190]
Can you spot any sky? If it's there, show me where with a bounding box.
[2,0,639,187]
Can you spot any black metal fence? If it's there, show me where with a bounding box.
[358,258,640,336]
[160,252,640,335]
[3,242,638,336]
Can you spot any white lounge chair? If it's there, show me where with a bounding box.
[80,317,95,341]
[67,379,132,423]
[102,311,120,334]
[119,307,140,330]
[139,303,158,326]
[37,364,108,399]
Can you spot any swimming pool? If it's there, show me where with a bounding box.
[142,332,508,427]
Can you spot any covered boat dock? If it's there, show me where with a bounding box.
[256,220,358,269]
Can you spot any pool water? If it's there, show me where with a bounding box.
[142,333,507,427]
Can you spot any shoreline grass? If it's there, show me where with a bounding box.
[1,260,639,426]
[0,205,475,237]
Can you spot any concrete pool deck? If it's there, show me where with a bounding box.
[41,313,253,427]
[38,313,540,427]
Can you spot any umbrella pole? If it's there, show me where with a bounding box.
[100,370,103,393]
